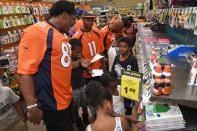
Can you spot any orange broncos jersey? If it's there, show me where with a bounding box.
[72,28,104,78]
[100,25,115,51]
[17,21,72,111]
[74,19,98,32]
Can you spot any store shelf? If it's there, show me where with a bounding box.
[100,10,109,13]
[147,33,197,109]
[151,57,197,109]
[0,41,18,50]
[0,13,30,18]
[100,15,107,18]
[0,24,31,33]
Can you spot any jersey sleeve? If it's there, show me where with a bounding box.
[17,27,47,75]
[72,31,82,39]
[99,37,105,53]
[93,29,104,53]
[74,19,83,32]
[99,29,105,47]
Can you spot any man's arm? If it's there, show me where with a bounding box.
[18,74,43,124]
[18,74,36,106]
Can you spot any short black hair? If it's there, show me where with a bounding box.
[85,81,112,109]
[100,71,117,87]
[122,16,133,28]
[118,37,135,48]
[49,1,76,17]
[69,38,82,50]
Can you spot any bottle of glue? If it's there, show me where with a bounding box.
[162,65,171,95]
[153,64,163,96]
[153,64,162,79]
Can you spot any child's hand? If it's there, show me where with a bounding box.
[80,58,91,68]
[130,115,139,124]
[135,121,145,128]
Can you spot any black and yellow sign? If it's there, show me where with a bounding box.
[121,70,143,101]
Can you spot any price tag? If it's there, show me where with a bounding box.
[121,70,143,101]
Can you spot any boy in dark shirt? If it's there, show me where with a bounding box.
[112,37,138,115]
[70,38,85,90]
[70,38,90,131]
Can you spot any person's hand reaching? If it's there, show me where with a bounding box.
[80,58,91,68]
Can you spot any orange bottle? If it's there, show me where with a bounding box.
[153,79,163,96]
[162,65,171,95]
[153,64,162,79]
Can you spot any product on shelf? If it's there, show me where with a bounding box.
[152,64,173,96]
[149,48,159,70]
[0,29,22,46]
[162,65,171,95]
[188,57,197,86]
[145,103,185,131]
[152,64,163,96]
[154,7,197,30]
[153,64,162,79]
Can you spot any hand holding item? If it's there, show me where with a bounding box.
[80,58,91,68]
[27,105,43,125]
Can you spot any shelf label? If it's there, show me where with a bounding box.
[121,70,143,101]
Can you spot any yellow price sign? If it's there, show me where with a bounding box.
[121,73,142,101]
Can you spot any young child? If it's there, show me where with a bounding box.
[85,81,130,131]
[70,38,91,131]
[100,71,140,125]
[70,38,86,91]
[100,71,124,115]
[112,37,138,115]
[0,86,26,131]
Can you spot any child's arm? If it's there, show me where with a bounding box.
[120,116,131,131]
[113,112,139,124]
[72,58,90,69]
[13,101,26,122]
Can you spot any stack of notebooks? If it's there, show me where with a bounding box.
[145,103,185,131]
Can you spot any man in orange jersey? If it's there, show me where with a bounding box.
[73,10,104,84]
[100,19,123,71]
[100,19,124,52]
[17,1,89,131]
[74,13,98,32]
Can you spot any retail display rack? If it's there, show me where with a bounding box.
[135,22,197,130]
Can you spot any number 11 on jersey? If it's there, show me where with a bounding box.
[88,41,97,56]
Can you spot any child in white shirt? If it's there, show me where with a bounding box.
[99,71,141,126]
[100,71,124,114]
[0,86,26,131]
